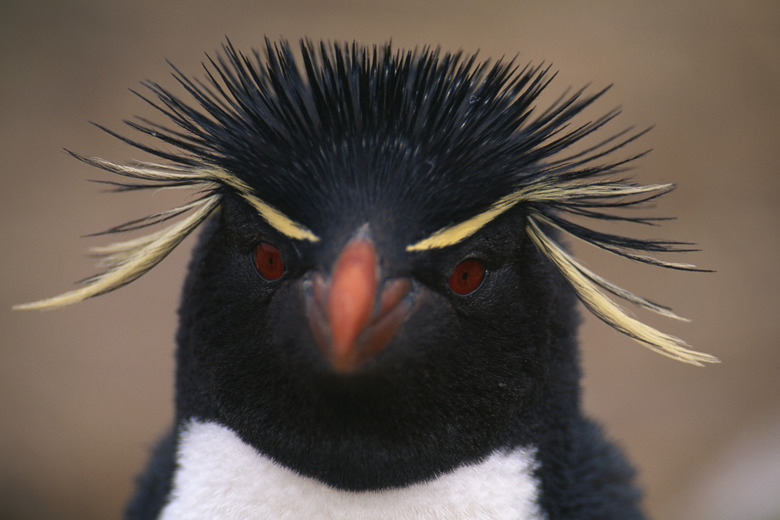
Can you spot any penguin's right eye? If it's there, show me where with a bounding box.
[253,242,285,280]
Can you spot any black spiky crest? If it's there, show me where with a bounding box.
[16,38,716,365]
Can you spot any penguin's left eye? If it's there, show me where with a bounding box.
[253,242,285,280]
[448,259,485,295]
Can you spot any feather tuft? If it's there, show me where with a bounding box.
[526,218,717,365]
[14,194,221,310]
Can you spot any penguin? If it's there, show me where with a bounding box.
[16,39,718,519]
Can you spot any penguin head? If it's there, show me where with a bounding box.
[16,39,717,489]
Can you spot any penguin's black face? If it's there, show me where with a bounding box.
[176,184,579,489]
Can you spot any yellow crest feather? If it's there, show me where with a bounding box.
[14,159,320,310]
[526,217,718,366]
[14,194,221,310]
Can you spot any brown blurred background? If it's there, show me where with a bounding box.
[2,1,778,519]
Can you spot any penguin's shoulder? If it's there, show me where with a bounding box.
[124,429,177,519]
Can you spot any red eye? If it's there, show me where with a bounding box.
[448,259,485,295]
[254,242,285,280]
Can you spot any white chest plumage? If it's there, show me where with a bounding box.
[160,419,544,520]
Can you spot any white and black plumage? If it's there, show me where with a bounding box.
[17,39,718,519]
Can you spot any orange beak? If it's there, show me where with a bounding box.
[306,237,412,372]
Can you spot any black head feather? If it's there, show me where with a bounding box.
[121,40,627,240]
[16,38,716,365]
